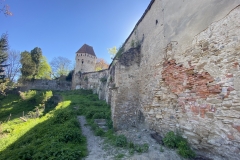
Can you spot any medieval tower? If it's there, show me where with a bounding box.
[75,44,97,73]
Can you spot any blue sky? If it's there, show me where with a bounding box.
[0,0,150,66]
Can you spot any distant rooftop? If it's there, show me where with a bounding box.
[76,44,96,56]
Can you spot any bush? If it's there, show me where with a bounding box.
[95,128,105,136]
[163,131,195,158]
[163,131,177,148]
[115,135,127,147]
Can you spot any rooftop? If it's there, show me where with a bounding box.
[76,44,96,57]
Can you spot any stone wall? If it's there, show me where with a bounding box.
[20,79,71,91]
[73,0,240,159]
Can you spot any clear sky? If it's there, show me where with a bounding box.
[0,0,150,66]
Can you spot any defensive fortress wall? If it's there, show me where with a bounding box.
[73,0,240,159]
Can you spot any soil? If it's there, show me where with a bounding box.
[78,116,183,160]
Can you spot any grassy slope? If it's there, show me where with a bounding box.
[0,90,88,160]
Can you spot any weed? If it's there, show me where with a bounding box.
[95,128,105,136]
[115,153,125,159]
[131,40,135,48]
[100,77,107,83]
[134,143,149,153]
[163,131,195,158]
[160,146,164,152]
[115,135,127,147]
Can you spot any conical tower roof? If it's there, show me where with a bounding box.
[76,44,96,57]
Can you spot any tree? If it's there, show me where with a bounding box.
[0,0,12,16]
[108,46,118,59]
[50,56,72,78]
[0,33,8,63]
[35,56,51,79]
[95,58,109,71]
[0,33,8,81]
[20,51,36,79]
[30,47,42,78]
[66,70,74,81]
[4,50,21,82]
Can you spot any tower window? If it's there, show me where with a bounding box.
[82,59,84,64]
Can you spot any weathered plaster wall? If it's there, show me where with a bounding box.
[73,0,240,159]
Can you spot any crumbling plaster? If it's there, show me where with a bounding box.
[73,0,240,159]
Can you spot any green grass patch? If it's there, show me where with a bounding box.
[0,90,87,160]
[163,131,195,158]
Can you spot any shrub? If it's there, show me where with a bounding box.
[163,131,195,158]
[163,131,177,148]
[115,135,127,147]
[177,141,195,158]
[100,77,107,83]
[95,128,105,136]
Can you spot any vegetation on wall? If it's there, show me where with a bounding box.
[163,131,195,158]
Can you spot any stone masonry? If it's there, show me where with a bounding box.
[73,0,240,159]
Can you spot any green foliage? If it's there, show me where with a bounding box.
[0,92,87,160]
[68,89,149,155]
[35,56,52,79]
[100,77,107,83]
[160,146,164,152]
[163,131,195,158]
[115,153,125,159]
[20,48,51,80]
[95,128,105,136]
[108,46,118,59]
[163,131,177,148]
[131,40,135,48]
[115,44,125,60]
[134,143,149,153]
[66,70,74,81]
[115,135,127,147]
[31,47,42,78]
[177,140,196,158]
[0,33,8,64]
[20,51,36,79]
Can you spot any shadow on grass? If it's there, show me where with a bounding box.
[0,101,87,160]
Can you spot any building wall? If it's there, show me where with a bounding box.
[75,52,96,73]
[73,0,240,159]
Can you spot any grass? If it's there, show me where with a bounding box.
[163,131,195,158]
[0,89,149,159]
[0,90,87,160]
[68,89,149,155]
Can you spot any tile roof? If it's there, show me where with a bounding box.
[76,44,96,56]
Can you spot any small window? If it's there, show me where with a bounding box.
[81,54,82,56]
[156,20,158,25]
[82,59,84,64]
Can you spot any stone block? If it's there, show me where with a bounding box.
[205,112,214,119]
[222,100,232,107]
[206,98,222,104]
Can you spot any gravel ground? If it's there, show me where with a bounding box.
[78,116,184,160]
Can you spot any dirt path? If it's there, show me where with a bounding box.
[78,115,183,160]
[78,116,114,160]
